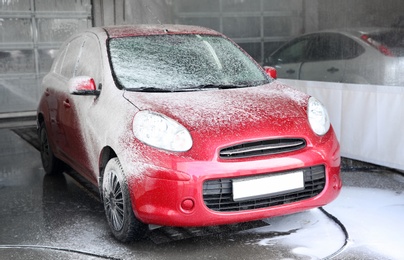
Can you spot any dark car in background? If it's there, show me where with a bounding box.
[265,27,404,86]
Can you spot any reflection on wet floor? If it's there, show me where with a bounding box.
[11,126,40,152]
[0,246,115,260]
[148,220,268,244]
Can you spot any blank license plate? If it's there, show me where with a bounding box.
[232,171,304,202]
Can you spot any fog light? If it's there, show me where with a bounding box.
[181,198,195,212]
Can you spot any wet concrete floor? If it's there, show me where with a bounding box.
[1,127,403,259]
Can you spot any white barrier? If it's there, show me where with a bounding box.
[280,79,404,171]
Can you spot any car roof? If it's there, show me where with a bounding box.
[305,27,404,38]
[100,24,222,38]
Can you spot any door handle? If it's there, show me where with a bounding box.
[286,69,295,74]
[63,99,71,108]
[327,67,339,73]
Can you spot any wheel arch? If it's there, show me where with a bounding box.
[37,112,44,124]
[37,113,45,133]
[98,146,118,199]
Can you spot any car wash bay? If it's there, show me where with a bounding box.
[1,1,404,259]
[1,127,403,260]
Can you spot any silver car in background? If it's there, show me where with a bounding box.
[265,28,404,86]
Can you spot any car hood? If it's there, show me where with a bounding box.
[123,83,309,137]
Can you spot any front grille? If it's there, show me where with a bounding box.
[219,138,306,159]
[203,165,325,212]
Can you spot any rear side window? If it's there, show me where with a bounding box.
[60,37,85,79]
[75,35,102,86]
[52,47,66,74]
[340,35,365,59]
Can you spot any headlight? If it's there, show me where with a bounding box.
[133,111,193,152]
[307,97,330,136]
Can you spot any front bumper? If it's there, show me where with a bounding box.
[127,144,341,227]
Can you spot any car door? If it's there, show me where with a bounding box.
[266,37,312,79]
[49,36,85,160]
[60,34,103,180]
[299,33,346,83]
[42,46,68,150]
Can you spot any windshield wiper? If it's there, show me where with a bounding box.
[133,87,174,92]
[185,84,252,90]
[130,83,258,92]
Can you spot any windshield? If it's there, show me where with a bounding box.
[366,29,404,57]
[108,35,269,91]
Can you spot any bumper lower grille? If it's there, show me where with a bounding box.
[203,165,325,212]
[219,138,306,159]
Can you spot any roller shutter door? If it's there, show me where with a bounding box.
[0,0,92,114]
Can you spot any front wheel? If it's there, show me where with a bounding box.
[102,157,147,242]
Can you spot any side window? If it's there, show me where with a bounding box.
[271,38,311,64]
[60,37,85,79]
[52,47,66,74]
[75,35,102,87]
[341,36,365,59]
[308,34,343,61]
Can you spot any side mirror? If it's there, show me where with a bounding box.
[68,76,100,95]
[263,66,277,79]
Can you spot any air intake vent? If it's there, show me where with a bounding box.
[220,138,306,159]
[203,165,326,212]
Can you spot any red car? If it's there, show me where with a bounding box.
[37,24,341,242]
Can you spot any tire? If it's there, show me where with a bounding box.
[102,157,147,242]
[39,122,63,175]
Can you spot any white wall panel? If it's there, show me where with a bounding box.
[282,79,404,170]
